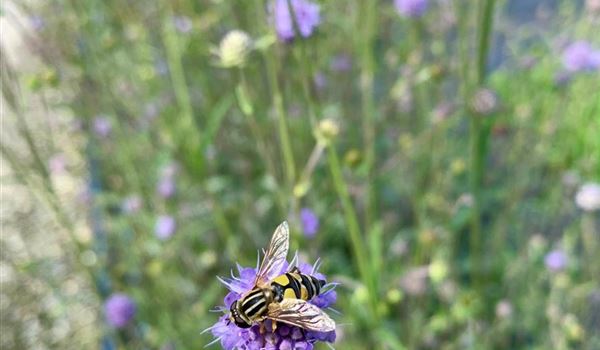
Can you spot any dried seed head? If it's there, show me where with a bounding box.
[470,88,499,116]
[215,30,253,68]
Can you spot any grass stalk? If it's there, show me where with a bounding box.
[469,0,496,283]
[326,144,379,325]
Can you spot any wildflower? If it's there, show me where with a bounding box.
[394,0,430,18]
[270,0,321,41]
[400,266,429,296]
[48,153,67,174]
[208,261,336,349]
[299,208,319,238]
[470,88,499,116]
[214,30,253,68]
[544,249,568,272]
[173,15,192,34]
[30,16,45,31]
[157,177,176,198]
[314,118,339,145]
[330,54,352,72]
[562,41,600,72]
[155,215,176,240]
[122,195,142,214]
[93,116,112,138]
[104,293,136,328]
[575,182,600,212]
[313,72,327,91]
[588,0,600,13]
[495,299,513,319]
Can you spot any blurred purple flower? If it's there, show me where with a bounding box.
[93,116,112,138]
[173,16,193,33]
[122,195,142,214]
[545,250,568,272]
[155,215,176,240]
[313,72,327,91]
[30,16,45,31]
[562,41,600,72]
[300,208,319,238]
[104,293,136,328]
[394,0,430,18]
[157,177,176,198]
[48,153,66,174]
[270,0,321,41]
[575,182,600,212]
[330,54,352,72]
[209,260,336,349]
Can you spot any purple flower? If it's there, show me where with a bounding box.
[30,16,45,31]
[394,0,430,18]
[313,72,327,91]
[330,54,352,72]
[155,215,176,240]
[48,153,67,174]
[575,182,600,212]
[93,116,112,137]
[545,250,568,272]
[208,260,336,349]
[173,16,193,33]
[104,293,136,328]
[122,195,142,214]
[562,41,600,72]
[157,177,176,198]
[299,208,319,238]
[270,0,321,41]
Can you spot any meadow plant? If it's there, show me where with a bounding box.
[2,0,600,349]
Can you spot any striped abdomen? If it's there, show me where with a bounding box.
[270,270,326,302]
[238,288,269,321]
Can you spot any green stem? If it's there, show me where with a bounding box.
[470,0,496,283]
[265,51,297,187]
[326,144,378,323]
[359,1,378,233]
[162,8,203,175]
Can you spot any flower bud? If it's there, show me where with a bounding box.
[314,118,339,144]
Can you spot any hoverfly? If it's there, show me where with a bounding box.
[228,221,335,333]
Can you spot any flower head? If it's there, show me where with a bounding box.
[157,177,176,198]
[48,153,67,174]
[155,215,176,240]
[122,195,142,214]
[270,0,321,41]
[394,0,430,18]
[299,208,319,238]
[562,41,600,72]
[209,260,336,349]
[545,249,568,272]
[104,293,136,328]
[575,182,600,212]
[214,30,253,68]
[93,116,112,138]
[173,15,193,34]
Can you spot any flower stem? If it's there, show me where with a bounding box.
[265,50,297,187]
[162,7,203,175]
[326,144,378,323]
[359,0,378,232]
[470,0,496,284]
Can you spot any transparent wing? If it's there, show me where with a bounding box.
[254,221,289,286]
[266,298,336,332]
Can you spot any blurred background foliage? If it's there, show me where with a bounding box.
[1,0,600,349]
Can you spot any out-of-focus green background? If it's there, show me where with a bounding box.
[1,0,599,349]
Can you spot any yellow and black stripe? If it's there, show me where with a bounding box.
[270,267,326,302]
[240,288,268,319]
